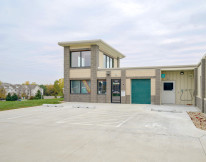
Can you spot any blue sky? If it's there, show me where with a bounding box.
[0,0,206,84]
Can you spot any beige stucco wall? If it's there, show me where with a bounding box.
[126,69,155,77]
[111,70,121,77]
[113,59,117,68]
[97,71,106,78]
[126,79,131,95]
[197,64,202,98]
[151,78,156,96]
[99,51,104,68]
[70,69,91,78]
[161,70,194,105]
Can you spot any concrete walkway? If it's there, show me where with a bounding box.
[0,103,205,162]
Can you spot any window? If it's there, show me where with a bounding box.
[97,80,106,94]
[164,83,173,91]
[70,80,91,94]
[71,51,91,67]
[104,54,113,68]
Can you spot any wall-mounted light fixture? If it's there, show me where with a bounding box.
[180,71,184,75]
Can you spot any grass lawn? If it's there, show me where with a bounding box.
[0,98,64,111]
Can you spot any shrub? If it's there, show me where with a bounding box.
[35,90,42,99]
[29,96,35,100]
[6,93,12,101]
[11,93,18,101]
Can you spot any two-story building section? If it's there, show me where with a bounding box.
[58,39,206,113]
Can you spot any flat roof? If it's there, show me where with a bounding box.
[58,39,125,59]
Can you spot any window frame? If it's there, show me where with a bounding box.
[70,50,91,68]
[70,80,91,94]
[97,80,107,94]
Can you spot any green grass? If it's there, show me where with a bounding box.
[0,98,64,111]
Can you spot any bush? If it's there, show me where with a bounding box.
[29,96,35,100]
[11,93,18,101]
[6,93,12,101]
[35,90,42,99]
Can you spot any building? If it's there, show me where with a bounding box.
[0,83,43,99]
[58,39,206,113]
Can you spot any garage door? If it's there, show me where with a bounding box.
[131,79,151,104]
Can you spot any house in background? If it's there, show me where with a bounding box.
[0,83,43,99]
[58,39,206,113]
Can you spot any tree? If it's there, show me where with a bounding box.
[53,78,64,96]
[39,85,47,95]
[6,93,12,101]
[45,84,55,96]
[0,81,2,85]
[54,80,61,96]
[31,82,37,85]
[22,81,30,85]
[11,93,18,101]
[0,87,6,99]
[35,90,42,99]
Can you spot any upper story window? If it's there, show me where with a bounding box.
[71,51,91,68]
[103,54,113,68]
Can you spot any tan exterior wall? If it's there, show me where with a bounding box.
[70,69,91,78]
[99,51,104,68]
[126,79,131,95]
[126,69,155,77]
[111,70,121,77]
[197,64,202,98]
[113,59,117,68]
[161,70,194,105]
[151,78,156,96]
[97,71,106,78]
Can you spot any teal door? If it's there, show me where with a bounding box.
[131,79,151,104]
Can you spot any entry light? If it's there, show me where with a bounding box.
[180,71,184,75]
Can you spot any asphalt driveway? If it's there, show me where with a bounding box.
[0,103,205,162]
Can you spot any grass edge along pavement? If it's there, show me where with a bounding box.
[0,98,64,111]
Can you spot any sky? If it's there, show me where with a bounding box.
[0,0,206,84]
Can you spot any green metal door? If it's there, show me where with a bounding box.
[131,79,151,104]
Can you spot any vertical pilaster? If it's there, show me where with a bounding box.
[121,70,126,104]
[201,59,205,113]
[64,46,70,102]
[194,68,197,106]
[90,45,99,103]
[117,57,120,68]
[106,71,111,103]
[155,69,161,105]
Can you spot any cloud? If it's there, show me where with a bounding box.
[0,0,206,84]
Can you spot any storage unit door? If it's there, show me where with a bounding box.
[131,79,151,104]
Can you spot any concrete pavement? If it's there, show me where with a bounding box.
[0,103,205,162]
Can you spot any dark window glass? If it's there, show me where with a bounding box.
[164,83,173,91]
[81,51,91,67]
[97,80,106,94]
[70,80,91,94]
[71,52,80,67]
[71,81,80,93]
[81,80,91,94]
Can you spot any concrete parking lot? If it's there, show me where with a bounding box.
[0,103,206,162]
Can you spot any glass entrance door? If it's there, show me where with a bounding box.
[111,79,121,103]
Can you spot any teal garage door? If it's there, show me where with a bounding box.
[131,79,151,104]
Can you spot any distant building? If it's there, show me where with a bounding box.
[0,83,43,99]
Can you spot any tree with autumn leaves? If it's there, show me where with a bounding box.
[39,78,64,97]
